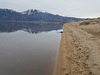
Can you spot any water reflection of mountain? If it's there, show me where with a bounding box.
[0,22,62,34]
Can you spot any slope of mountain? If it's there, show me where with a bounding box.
[0,9,24,20]
[0,9,84,22]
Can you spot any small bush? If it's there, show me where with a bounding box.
[85,18,90,20]
[79,21,90,25]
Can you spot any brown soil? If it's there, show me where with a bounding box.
[55,18,100,75]
[59,22,69,25]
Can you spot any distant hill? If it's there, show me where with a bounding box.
[0,9,84,22]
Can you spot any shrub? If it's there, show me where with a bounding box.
[79,21,90,25]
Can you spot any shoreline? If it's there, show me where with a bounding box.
[54,18,100,75]
[53,29,63,75]
[53,23,74,75]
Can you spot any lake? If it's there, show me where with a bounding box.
[0,22,62,75]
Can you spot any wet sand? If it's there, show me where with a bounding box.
[54,18,100,75]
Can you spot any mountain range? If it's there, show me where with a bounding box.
[0,8,84,22]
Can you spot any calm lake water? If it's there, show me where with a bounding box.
[0,22,62,75]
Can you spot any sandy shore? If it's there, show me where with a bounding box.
[54,18,100,75]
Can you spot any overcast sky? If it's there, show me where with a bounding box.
[0,0,100,18]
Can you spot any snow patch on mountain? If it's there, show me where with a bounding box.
[21,9,43,15]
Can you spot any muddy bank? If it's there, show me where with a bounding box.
[55,18,100,75]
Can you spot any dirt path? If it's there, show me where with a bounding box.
[55,19,100,75]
